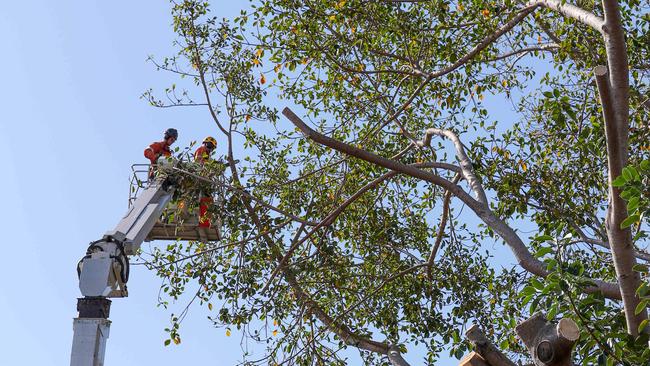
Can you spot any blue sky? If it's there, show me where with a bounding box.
[0,1,250,365]
[0,1,531,365]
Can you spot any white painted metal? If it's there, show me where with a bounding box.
[79,252,114,297]
[70,318,111,366]
[73,180,174,366]
[72,159,227,366]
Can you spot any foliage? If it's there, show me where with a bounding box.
[139,0,650,365]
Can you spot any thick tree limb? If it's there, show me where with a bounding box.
[597,0,645,335]
[596,65,646,334]
[418,128,488,204]
[534,0,605,33]
[283,107,622,299]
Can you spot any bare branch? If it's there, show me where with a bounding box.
[570,221,650,262]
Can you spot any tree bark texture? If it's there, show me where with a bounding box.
[595,64,646,335]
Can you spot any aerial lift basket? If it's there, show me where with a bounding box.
[129,163,222,242]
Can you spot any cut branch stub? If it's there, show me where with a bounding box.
[459,352,490,366]
[515,312,579,366]
[465,324,517,366]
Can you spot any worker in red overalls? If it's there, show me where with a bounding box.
[194,136,217,163]
[194,136,217,228]
[144,128,178,179]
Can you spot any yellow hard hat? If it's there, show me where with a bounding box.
[203,136,217,146]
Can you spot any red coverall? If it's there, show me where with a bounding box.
[144,141,172,179]
[144,141,172,163]
[194,145,211,164]
[194,145,213,228]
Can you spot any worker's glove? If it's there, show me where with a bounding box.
[156,156,176,170]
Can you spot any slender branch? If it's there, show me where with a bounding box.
[420,4,541,79]
[427,173,462,277]
[189,21,230,136]
[570,221,650,262]
[367,4,540,136]
[484,43,560,62]
[261,161,460,294]
[221,129,407,365]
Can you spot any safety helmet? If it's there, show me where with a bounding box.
[203,136,217,147]
[164,128,178,140]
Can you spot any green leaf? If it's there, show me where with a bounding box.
[627,197,640,212]
[520,285,536,297]
[628,166,640,181]
[633,264,648,273]
[164,339,171,346]
[547,302,559,319]
[535,234,554,242]
[535,247,554,258]
[622,167,633,182]
[621,214,640,229]
[638,319,649,334]
[522,293,535,306]
[640,160,650,172]
[634,299,648,315]
[531,278,545,291]
[545,258,558,271]
[612,175,627,187]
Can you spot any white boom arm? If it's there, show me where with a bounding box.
[70,177,175,366]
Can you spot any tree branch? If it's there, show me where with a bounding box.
[484,44,560,62]
[418,128,488,204]
[222,126,411,366]
[427,173,461,277]
[465,325,517,366]
[421,4,541,79]
[283,107,622,300]
[261,161,460,294]
[570,221,650,262]
[534,0,605,33]
[595,64,645,334]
